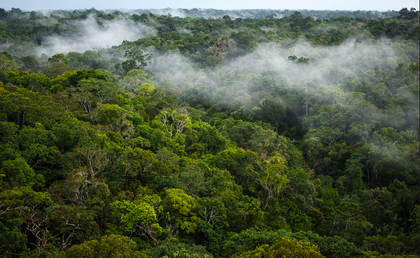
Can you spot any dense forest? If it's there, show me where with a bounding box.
[0,6,419,258]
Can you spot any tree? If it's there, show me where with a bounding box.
[49,166,108,206]
[65,234,148,258]
[20,55,41,71]
[162,189,200,234]
[205,33,234,64]
[48,54,68,64]
[368,128,416,186]
[398,7,419,20]
[336,158,364,194]
[70,78,118,113]
[407,205,419,254]
[246,129,288,156]
[119,69,149,92]
[246,154,289,210]
[111,197,164,245]
[126,147,157,182]
[89,104,135,139]
[5,72,51,92]
[315,179,373,244]
[363,235,405,255]
[1,157,36,187]
[0,121,19,163]
[17,125,61,173]
[360,187,398,235]
[121,47,152,74]
[232,236,325,258]
[0,52,18,71]
[185,121,227,156]
[150,242,213,258]
[159,108,191,137]
[45,205,100,251]
[67,70,107,87]
[160,82,182,97]
[43,63,74,79]
[0,187,54,255]
[220,228,364,258]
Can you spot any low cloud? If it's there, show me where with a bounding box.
[149,38,400,93]
[36,15,156,56]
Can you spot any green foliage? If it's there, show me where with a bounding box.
[0,51,18,71]
[163,188,200,234]
[121,48,152,74]
[44,63,74,79]
[0,88,70,128]
[5,71,51,92]
[0,9,418,258]
[232,236,326,258]
[0,186,54,255]
[21,243,64,258]
[150,243,213,258]
[112,200,157,231]
[65,234,149,258]
[185,121,227,156]
[1,157,41,189]
[363,235,406,255]
[67,69,107,87]
[221,228,364,258]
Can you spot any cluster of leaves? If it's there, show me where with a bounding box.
[0,7,418,258]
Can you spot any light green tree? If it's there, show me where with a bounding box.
[65,234,149,258]
[232,236,325,258]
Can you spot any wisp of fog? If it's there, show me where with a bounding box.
[36,15,155,56]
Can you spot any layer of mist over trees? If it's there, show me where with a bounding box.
[0,6,419,258]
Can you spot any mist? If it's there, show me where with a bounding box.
[35,15,156,56]
[2,7,416,128]
[127,8,398,20]
[144,37,418,133]
[149,38,403,92]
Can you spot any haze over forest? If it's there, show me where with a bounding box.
[0,6,419,258]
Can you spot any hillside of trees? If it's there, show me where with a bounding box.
[0,6,419,258]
